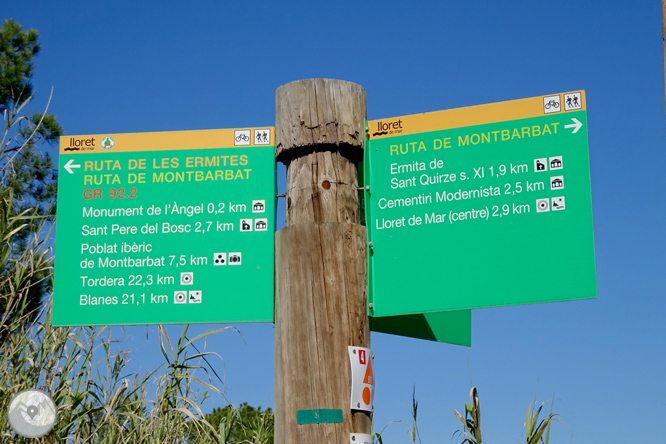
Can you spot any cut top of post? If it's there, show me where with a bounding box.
[275,79,366,163]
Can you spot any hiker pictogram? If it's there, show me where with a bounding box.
[254,129,271,145]
[564,92,582,111]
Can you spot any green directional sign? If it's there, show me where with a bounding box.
[365,91,596,318]
[369,310,471,346]
[53,128,275,326]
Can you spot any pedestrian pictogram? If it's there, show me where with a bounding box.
[254,129,271,145]
[564,92,582,111]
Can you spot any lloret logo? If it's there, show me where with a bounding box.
[64,137,96,152]
[100,136,115,150]
[372,119,403,137]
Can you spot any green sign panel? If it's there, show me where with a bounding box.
[53,128,275,326]
[365,92,596,318]
[369,310,471,346]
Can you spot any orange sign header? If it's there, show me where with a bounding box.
[60,127,275,154]
[367,91,586,140]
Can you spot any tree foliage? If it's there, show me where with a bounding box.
[1,18,62,216]
[0,18,62,327]
[206,403,274,444]
[0,19,39,113]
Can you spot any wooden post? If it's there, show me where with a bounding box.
[274,79,371,444]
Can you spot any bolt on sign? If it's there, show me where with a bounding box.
[349,346,375,412]
[53,128,275,326]
[364,92,596,317]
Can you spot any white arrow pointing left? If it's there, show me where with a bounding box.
[564,117,583,134]
[64,159,81,174]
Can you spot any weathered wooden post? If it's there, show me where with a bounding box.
[274,79,371,444]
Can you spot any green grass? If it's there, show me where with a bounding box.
[0,193,242,443]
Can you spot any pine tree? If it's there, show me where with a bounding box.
[0,18,62,327]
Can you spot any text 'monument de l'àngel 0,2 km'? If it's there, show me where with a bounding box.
[53,128,275,326]
[365,92,596,319]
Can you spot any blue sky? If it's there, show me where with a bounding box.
[4,1,666,443]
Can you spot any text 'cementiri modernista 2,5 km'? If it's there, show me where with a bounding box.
[53,128,275,326]
[364,92,596,317]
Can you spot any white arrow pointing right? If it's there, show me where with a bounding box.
[564,117,583,134]
[64,159,81,174]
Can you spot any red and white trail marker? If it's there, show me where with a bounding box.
[349,346,374,412]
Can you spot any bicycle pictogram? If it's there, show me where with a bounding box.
[543,95,561,114]
[234,130,251,145]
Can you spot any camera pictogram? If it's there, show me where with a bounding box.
[229,252,242,265]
